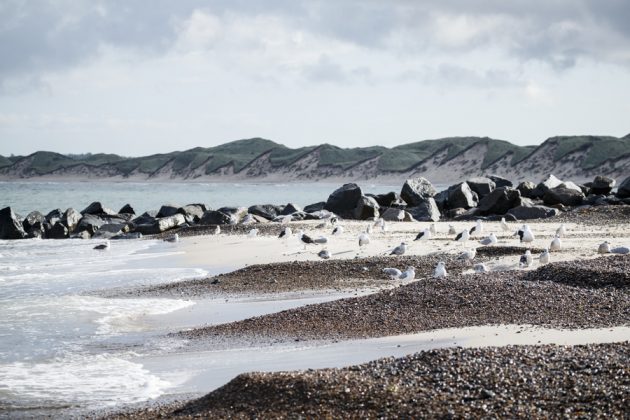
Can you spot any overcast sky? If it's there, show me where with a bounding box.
[1,0,629,156]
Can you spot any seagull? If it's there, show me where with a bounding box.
[429,224,437,236]
[214,225,221,235]
[313,236,328,244]
[247,228,259,238]
[278,226,292,239]
[501,217,510,232]
[473,263,489,273]
[399,266,416,281]
[365,223,373,234]
[332,225,344,236]
[373,218,385,228]
[434,261,447,278]
[448,224,457,235]
[598,241,611,254]
[317,249,331,259]
[358,232,370,248]
[556,224,566,238]
[539,248,550,264]
[414,228,432,241]
[549,235,562,252]
[516,225,535,243]
[519,250,533,268]
[164,233,179,243]
[93,240,110,251]
[611,246,630,255]
[479,233,497,246]
[455,229,470,244]
[459,247,477,262]
[469,219,483,236]
[299,232,316,246]
[330,216,339,225]
[281,215,292,224]
[241,214,255,224]
[390,242,407,256]
[383,267,402,280]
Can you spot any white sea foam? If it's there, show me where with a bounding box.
[0,353,172,407]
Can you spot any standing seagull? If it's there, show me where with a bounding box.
[516,225,535,243]
[454,229,470,245]
[313,236,329,244]
[299,232,316,248]
[247,228,259,238]
[448,224,457,235]
[164,233,179,243]
[414,228,432,241]
[213,225,221,235]
[550,235,562,251]
[459,247,477,262]
[358,232,370,249]
[598,241,611,254]
[501,217,510,232]
[278,226,292,239]
[93,240,110,251]
[539,248,550,264]
[332,225,344,236]
[469,219,483,236]
[429,224,437,236]
[434,261,447,278]
[473,263,489,273]
[479,233,497,246]
[317,249,331,259]
[382,267,402,280]
[399,266,416,281]
[519,250,533,268]
[556,224,567,238]
[390,242,407,256]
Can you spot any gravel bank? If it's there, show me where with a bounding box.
[105,342,630,419]
[177,256,630,343]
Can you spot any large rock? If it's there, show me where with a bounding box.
[353,196,380,220]
[248,204,283,220]
[533,175,581,198]
[543,187,585,207]
[75,214,109,235]
[487,175,513,188]
[119,204,136,215]
[135,214,185,235]
[0,207,27,239]
[23,211,46,232]
[516,181,537,199]
[370,192,406,208]
[46,222,69,239]
[217,207,248,224]
[476,187,522,215]
[447,182,478,209]
[507,205,560,220]
[45,209,64,225]
[63,208,82,233]
[303,202,326,213]
[433,190,449,212]
[324,183,363,219]
[199,210,233,225]
[381,207,413,222]
[93,223,130,239]
[406,198,440,222]
[157,204,181,218]
[280,203,302,216]
[400,178,436,206]
[615,176,630,199]
[81,202,117,216]
[466,177,496,198]
[180,204,207,222]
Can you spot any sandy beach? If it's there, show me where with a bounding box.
[93,205,630,418]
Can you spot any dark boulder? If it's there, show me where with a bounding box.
[180,204,206,222]
[584,194,609,206]
[111,232,143,240]
[81,202,117,216]
[433,190,449,212]
[543,187,585,207]
[118,204,136,215]
[23,211,46,232]
[71,230,92,239]
[132,211,158,226]
[507,205,560,220]
[476,187,522,215]
[303,202,326,213]
[248,204,283,220]
[199,210,233,225]
[532,174,564,198]
[0,207,27,239]
[407,198,440,222]
[400,178,437,206]
[217,207,248,223]
[280,203,302,216]
[516,181,537,199]
[447,182,478,209]
[75,214,109,236]
[156,204,181,218]
[615,176,630,199]
[466,177,496,198]
[353,196,380,220]
[46,222,69,239]
[63,208,82,233]
[93,223,129,239]
[370,192,406,208]
[487,175,513,188]
[381,208,412,222]
[135,214,185,235]
[324,183,363,219]
[46,209,64,225]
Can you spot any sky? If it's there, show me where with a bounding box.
[0,0,629,156]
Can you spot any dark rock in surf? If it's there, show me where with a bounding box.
[324,183,363,219]
[407,198,441,222]
[0,207,27,239]
[476,187,522,215]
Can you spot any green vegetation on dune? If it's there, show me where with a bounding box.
[549,136,630,169]
[23,151,78,175]
[0,155,13,168]
[317,144,386,169]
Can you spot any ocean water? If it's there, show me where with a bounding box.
[0,238,206,413]
[0,181,407,216]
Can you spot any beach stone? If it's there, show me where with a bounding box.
[353,196,380,220]
[135,214,185,235]
[111,232,143,240]
[75,214,109,235]
[406,197,441,222]
[466,177,496,198]
[118,204,135,215]
[71,230,91,239]
[157,204,181,218]
[62,208,82,233]
[280,203,302,216]
[0,207,28,239]
[447,207,469,218]
[46,221,69,239]
[476,187,522,215]
[381,207,412,221]
[517,181,537,199]
[400,178,436,206]
[248,204,283,220]
[543,187,585,207]
[370,192,406,208]
[447,182,478,209]
[217,207,248,224]
[132,211,158,226]
[616,176,630,198]
[433,190,449,212]
[199,210,233,225]
[532,174,564,198]
[23,211,45,232]
[180,204,207,222]
[45,208,64,225]
[584,194,609,206]
[487,174,513,188]
[81,201,117,216]
[507,205,560,220]
[303,202,326,213]
[324,183,363,219]
[93,223,129,239]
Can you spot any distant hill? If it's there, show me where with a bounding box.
[1,135,629,183]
